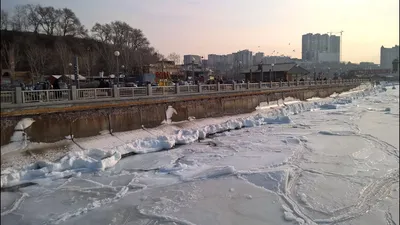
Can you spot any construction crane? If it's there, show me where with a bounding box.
[328,31,344,62]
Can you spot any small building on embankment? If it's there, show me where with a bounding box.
[242,63,310,82]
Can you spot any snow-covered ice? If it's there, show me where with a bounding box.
[1,83,398,225]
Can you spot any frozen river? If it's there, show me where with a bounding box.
[1,84,399,225]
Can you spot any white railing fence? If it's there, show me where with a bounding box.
[1,79,367,105]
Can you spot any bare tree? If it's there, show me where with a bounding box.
[167,52,181,65]
[10,5,29,31]
[38,6,61,35]
[1,9,9,30]
[129,29,149,50]
[26,4,43,33]
[96,42,119,75]
[56,8,87,37]
[77,45,99,77]
[1,40,22,79]
[91,23,113,43]
[25,42,51,82]
[55,40,73,75]
[91,21,149,50]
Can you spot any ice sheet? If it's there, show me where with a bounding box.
[1,84,398,225]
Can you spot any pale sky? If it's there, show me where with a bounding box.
[2,0,399,63]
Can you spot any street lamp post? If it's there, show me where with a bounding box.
[327,67,330,79]
[87,47,91,81]
[121,65,125,82]
[114,51,120,87]
[313,66,316,81]
[238,61,242,82]
[271,63,275,82]
[68,63,73,87]
[201,56,204,83]
[191,58,195,82]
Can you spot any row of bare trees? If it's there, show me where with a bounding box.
[1,5,87,37]
[1,4,168,83]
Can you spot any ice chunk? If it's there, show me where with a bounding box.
[282,137,301,145]
[1,149,121,188]
[175,129,199,145]
[242,170,288,193]
[128,136,176,154]
[264,116,292,124]
[320,104,337,110]
[318,130,356,136]
[283,211,297,221]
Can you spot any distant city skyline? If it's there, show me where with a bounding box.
[2,0,399,64]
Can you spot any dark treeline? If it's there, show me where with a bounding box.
[0,4,162,83]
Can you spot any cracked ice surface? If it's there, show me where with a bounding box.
[1,84,399,225]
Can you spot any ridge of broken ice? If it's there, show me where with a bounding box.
[0,85,382,188]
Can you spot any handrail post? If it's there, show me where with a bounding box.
[46,90,50,102]
[113,85,119,98]
[15,87,22,104]
[246,81,250,90]
[279,81,282,87]
[259,81,262,89]
[232,81,236,91]
[175,83,180,94]
[147,83,152,96]
[217,82,221,92]
[198,84,202,93]
[71,86,77,100]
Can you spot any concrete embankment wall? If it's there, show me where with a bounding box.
[0,85,356,146]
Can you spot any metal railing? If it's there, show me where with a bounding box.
[1,79,367,106]
[77,88,113,100]
[201,84,218,92]
[1,91,15,104]
[22,89,71,103]
[152,86,176,95]
[220,84,234,91]
[179,85,199,93]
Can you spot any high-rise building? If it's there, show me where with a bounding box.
[207,54,218,68]
[302,33,313,61]
[183,55,202,65]
[319,34,329,52]
[380,45,399,69]
[302,33,340,63]
[201,59,208,68]
[329,35,340,54]
[227,54,235,65]
[262,56,291,64]
[253,52,264,65]
[235,50,253,68]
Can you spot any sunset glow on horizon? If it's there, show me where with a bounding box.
[2,0,399,63]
